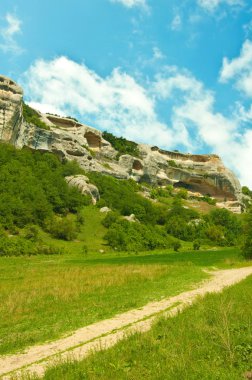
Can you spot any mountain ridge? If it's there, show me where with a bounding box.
[0,74,242,212]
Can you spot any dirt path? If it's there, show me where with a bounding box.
[1,266,252,380]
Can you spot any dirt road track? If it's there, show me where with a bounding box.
[1,266,252,379]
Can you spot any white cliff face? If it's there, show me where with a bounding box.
[0,75,243,211]
[0,76,23,144]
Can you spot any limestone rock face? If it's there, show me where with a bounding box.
[137,145,243,205]
[0,75,243,212]
[0,76,23,144]
[65,175,100,204]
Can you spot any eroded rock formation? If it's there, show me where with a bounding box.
[65,175,100,204]
[0,75,243,212]
[0,76,23,144]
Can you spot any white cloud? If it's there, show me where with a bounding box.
[220,39,252,97]
[0,13,23,54]
[243,20,252,37]
[154,67,252,187]
[21,56,174,148]
[197,0,244,12]
[152,47,165,60]
[110,0,148,10]
[171,14,182,31]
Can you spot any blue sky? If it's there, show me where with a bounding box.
[1,0,252,186]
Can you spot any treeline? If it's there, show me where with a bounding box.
[0,143,89,255]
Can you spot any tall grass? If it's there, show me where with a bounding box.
[0,256,205,355]
[0,248,245,355]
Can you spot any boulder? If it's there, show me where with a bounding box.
[65,175,100,204]
[123,214,139,223]
[100,207,111,213]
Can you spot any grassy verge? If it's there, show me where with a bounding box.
[0,248,245,355]
[37,273,252,380]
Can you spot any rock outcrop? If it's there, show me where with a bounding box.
[0,76,23,144]
[65,175,100,204]
[0,75,243,212]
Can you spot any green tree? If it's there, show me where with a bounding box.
[48,216,78,241]
[241,208,252,260]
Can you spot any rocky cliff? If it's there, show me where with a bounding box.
[0,75,243,212]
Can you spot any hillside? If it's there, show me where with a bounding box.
[0,75,243,213]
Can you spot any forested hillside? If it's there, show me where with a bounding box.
[0,142,250,257]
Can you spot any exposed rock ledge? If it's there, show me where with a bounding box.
[0,75,243,213]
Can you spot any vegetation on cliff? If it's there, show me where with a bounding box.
[102,131,140,158]
[22,102,51,130]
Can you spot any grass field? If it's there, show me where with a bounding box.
[34,272,252,380]
[0,247,246,356]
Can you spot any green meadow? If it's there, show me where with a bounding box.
[0,247,246,356]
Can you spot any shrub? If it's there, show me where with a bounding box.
[201,195,217,205]
[177,188,188,199]
[76,211,85,227]
[61,159,85,177]
[0,236,63,256]
[205,225,224,245]
[23,225,40,242]
[82,245,88,255]
[150,186,173,200]
[166,217,194,241]
[173,241,182,252]
[102,211,120,228]
[168,160,182,168]
[241,208,252,260]
[193,240,201,251]
[102,131,140,158]
[204,208,242,246]
[242,186,252,198]
[165,198,203,242]
[47,216,78,241]
[241,237,252,260]
[22,102,50,130]
[87,172,166,225]
[104,220,175,252]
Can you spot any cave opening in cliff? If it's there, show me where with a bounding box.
[84,131,101,149]
[132,160,143,171]
[174,181,194,191]
[174,181,212,196]
[174,180,235,201]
